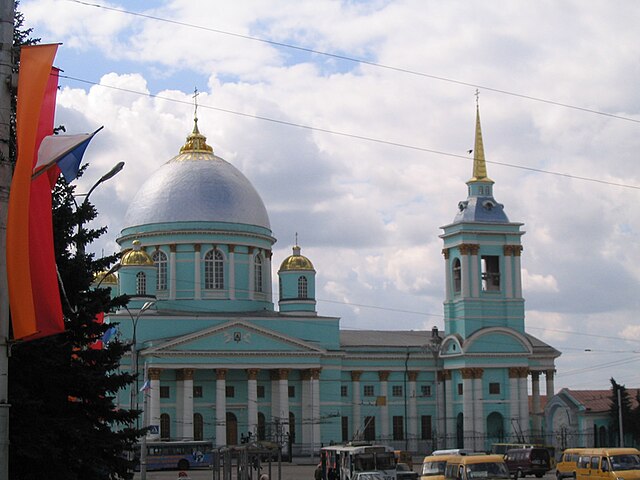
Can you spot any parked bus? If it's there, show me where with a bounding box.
[573,448,640,480]
[320,443,398,480]
[138,440,214,471]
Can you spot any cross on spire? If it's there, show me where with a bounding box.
[475,88,480,107]
[193,87,200,121]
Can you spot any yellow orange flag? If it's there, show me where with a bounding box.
[7,44,59,339]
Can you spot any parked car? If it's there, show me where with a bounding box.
[504,448,551,478]
[397,462,419,480]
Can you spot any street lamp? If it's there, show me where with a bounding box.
[74,161,125,256]
[124,300,156,421]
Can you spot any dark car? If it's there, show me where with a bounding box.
[397,462,419,480]
[504,448,551,479]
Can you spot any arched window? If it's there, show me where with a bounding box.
[204,249,224,290]
[136,272,146,295]
[254,255,263,293]
[160,413,170,440]
[152,250,167,291]
[297,276,308,298]
[453,258,461,294]
[194,413,204,441]
[289,411,296,444]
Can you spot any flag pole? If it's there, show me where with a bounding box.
[0,2,16,479]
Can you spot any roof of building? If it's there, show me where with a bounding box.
[340,330,434,347]
[279,245,314,272]
[124,119,270,230]
[561,388,640,413]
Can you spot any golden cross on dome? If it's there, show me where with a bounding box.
[193,87,200,120]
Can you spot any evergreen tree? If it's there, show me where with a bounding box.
[609,378,633,447]
[8,5,145,479]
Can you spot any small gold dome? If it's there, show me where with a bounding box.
[94,270,118,285]
[121,240,154,266]
[279,245,314,272]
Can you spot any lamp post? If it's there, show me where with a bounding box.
[124,300,156,420]
[74,161,124,256]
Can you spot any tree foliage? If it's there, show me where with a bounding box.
[8,5,144,479]
[609,378,636,447]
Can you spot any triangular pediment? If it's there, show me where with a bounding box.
[141,319,327,355]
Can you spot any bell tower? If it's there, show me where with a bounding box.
[440,100,525,339]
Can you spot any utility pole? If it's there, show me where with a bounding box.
[0,1,14,479]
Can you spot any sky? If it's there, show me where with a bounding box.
[21,0,640,391]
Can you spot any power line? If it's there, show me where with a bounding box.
[59,74,640,191]
[65,0,640,126]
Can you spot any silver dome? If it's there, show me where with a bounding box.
[124,150,271,230]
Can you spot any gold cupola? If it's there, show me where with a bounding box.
[179,117,213,154]
[279,245,315,272]
[121,240,154,266]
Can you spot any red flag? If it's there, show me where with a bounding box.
[7,44,61,340]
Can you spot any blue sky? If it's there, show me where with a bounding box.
[22,0,640,391]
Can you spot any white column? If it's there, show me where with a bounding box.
[178,369,194,440]
[504,248,513,298]
[278,369,290,448]
[443,250,452,300]
[514,248,523,298]
[444,372,455,448]
[169,245,177,300]
[470,248,480,297]
[148,368,162,440]
[194,245,201,300]
[473,373,484,451]
[352,371,362,440]
[509,369,520,438]
[301,370,312,452]
[546,370,555,398]
[519,373,530,440]
[247,369,259,438]
[462,370,474,449]
[215,369,227,447]
[408,371,418,452]
[271,372,280,430]
[436,371,446,448]
[379,371,390,441]
[229,246,236,300]
[311,369,321,452]
[265,252,273,301]
[176,372,184,438]
[531,371,541,438]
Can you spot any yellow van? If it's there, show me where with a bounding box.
[444,454,511,480]
[556,448,582,479]
[574,448,640,480]
[421,454,458,480]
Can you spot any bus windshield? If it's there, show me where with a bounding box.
[609,454,640,471]
[423,460,447,475]
[465,462,511,479]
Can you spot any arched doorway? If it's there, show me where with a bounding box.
[226,412,238,445]
[193,413,204,441]
[456,413,464,449]
[486,412,504,447]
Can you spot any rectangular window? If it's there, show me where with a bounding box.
[392,385,403,397]
[341,385,348,397]
[193,386,203,398]
[363,385,375,397]
[393,416,404,440]
[458,383,463,395]
[489,382,500,394]
[421,385,432,397]
[225,386,235,398]
[341,416,349,442]
[257,385,265,398]
[160,386,170,398]
[364,416,376,441]
[288,386,295,398]
[421,415,432,440]
[481,255,501,291]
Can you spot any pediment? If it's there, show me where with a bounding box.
[142,319,327,355]
[465,327,531,354]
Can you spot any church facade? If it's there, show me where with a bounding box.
[103,105,560,455]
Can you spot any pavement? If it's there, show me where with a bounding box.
[133,461,318,480]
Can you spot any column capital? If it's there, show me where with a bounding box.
[439,370,452,382]
[545,369,556,379]
[442,248,450,259]
[246,368,260,380]
[351,370,363,382]
[228,245,235,253]
[378,370,391,382]
[408,371,419,382]
[169,244,177,253]
[216,368,228,380]
[459,243,480,255]
[148,368,162,380]
[176,368,195,381]
[194,243,201,252]
[530,370,541,380]
[270,368,290,381]
[301,369,312,381]
[310,368,321,380]
[472,368,484,379]
[509,367,529,378]
[461,368,477,379]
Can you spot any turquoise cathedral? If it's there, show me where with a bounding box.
[103,105,560,455]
